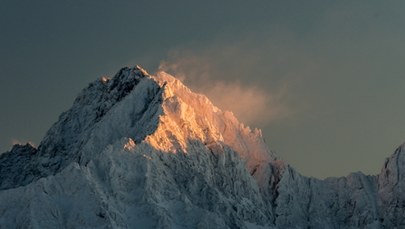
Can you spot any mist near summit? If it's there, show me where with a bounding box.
[158,45,292,127]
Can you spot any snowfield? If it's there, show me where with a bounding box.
[0,66,404,228]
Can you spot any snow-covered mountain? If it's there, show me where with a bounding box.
[0,66,404,228]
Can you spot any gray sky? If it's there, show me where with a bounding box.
[2,0,405,178]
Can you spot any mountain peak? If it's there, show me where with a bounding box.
[2,65,405,228]
[0,65,274,190]
[148,70,275,168]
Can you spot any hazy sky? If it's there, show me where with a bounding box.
[2,0,405,178]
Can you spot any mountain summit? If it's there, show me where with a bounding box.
[0,66,404,228]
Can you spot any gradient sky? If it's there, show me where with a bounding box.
[2,0,405,179]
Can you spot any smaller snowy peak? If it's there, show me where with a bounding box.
[377,144,405,227]
[378,145,405,188]
[0,143,38,190]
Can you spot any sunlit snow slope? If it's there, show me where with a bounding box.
[0,66,404,228]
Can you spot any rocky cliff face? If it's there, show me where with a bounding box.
[0,66,403,228]
[378,145,405,228]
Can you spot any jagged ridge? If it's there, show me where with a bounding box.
[0,65,405,228]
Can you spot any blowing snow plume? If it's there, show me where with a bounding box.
[158,52,289,126]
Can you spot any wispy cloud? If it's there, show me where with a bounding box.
[157,42,294,126]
